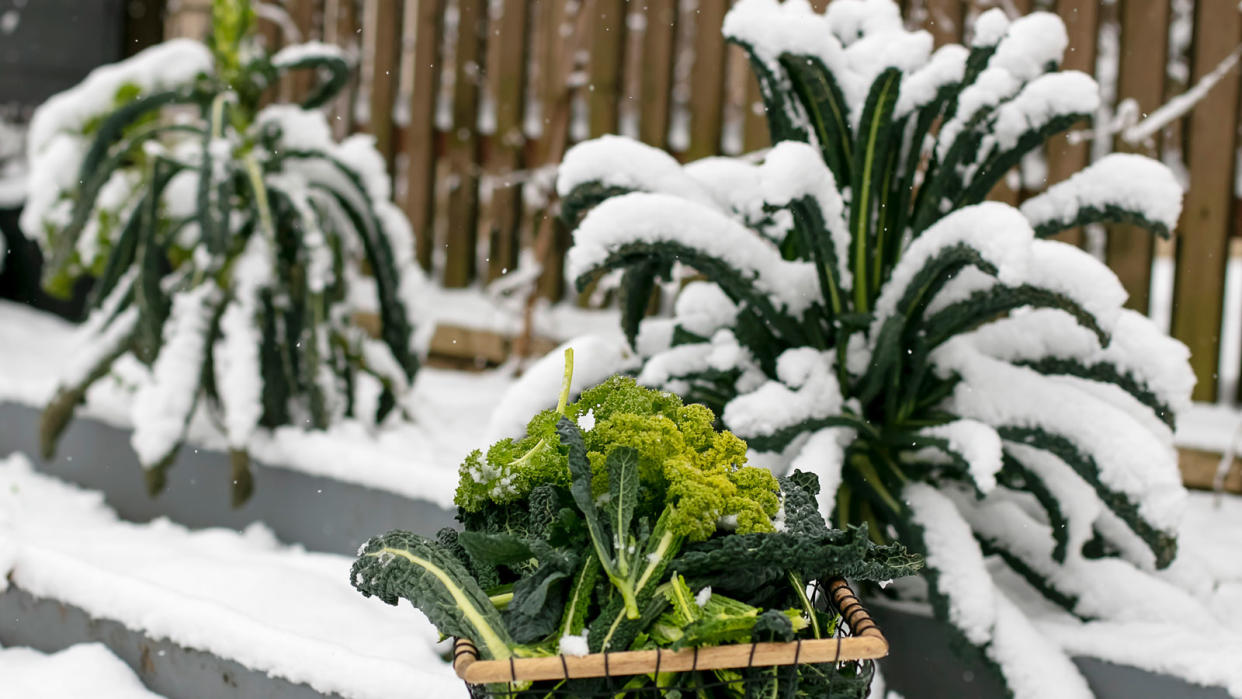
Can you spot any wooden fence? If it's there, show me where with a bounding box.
[165,0,1242,402]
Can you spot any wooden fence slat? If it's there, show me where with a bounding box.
[923,0,964,48]
[1172,0,1242,402]
[483,2,530,281]
[442,0,487,288]
[361,0,404,170]
[686,0,729,160]
[588,0,627,138]
[284,0,319,100]
[401,0,444,271]
[1105,0,1169,313]
[531,0,597,301]
[1039,0,1097,246]
[639,0,678,149]
[322,0,361,140]
[741,64,769,151]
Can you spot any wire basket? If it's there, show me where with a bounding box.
[452,578,887,698]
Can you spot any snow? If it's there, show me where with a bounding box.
[722,348,841,441]
[556,135,716,206]
[723,0,936,129]
[990,71,1100,153]
[988,13,1067,83]
[21,39,212,244]
[823,0,903,44]
[971,9,1010,47]
[0,643,165,699]
[934,339,1186,538]
[695,586,713,607]
[1021,239,1126,335]
[904,482,1094,699]
[214,235,270,450]
[0,454,465,699]
[558,631,590,657]
[759,141,853,292]
[130,283,221,467]
[871,202,1034,333]
[25,39,210,158]
[903,482,996,645]
[671,282,738,339]
[894,44,968,119]
[965,308,1195,422]
[271,40,348,68]
[787,427,849,518]
[919,420,1003,493]
[566,192,821,317]
[1020,154,1184,236]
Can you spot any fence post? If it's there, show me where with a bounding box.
[443,0,487,288]
[1172,0,1242,402]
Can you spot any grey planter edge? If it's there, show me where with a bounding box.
[0,401,456,556]
[0,584,349,699]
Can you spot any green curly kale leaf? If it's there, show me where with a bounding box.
[351,530,513,660]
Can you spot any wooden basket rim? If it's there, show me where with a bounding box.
[452,577,887,685]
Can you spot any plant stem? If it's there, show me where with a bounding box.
[557,347,574,415]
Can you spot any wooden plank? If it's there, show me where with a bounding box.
[442,0,486,287]
[1039,0,1097,246]
[284,0,320,101]
[639,0,678,148]
[533,0,586,301]
[1171,0,1242,402]
[1179,448,1242,494]
[722,41,751,156]
[322,0,361,140]
[741,66,769,151]
[923,0,964,48]
[483,1,530,281]
[1105,0,1169,313]
[588,0,628,137]
[402,0,445,271]
[686,0,729,160]
[360,0,404,170]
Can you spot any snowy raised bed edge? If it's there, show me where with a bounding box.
[0,300,529,552]
[0,454,467,699]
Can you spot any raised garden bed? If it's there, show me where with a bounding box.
[0,401,455,554]
[0,586,341,699]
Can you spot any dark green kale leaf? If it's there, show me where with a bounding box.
[351,530,514,660]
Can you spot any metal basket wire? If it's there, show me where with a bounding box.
[452,578,887,698]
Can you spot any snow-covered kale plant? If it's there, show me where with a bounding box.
[548,1,1202,695]
[23,0,426,503]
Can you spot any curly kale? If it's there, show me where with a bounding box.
[355,352,919,698]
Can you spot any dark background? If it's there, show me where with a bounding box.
[0,0,165,318]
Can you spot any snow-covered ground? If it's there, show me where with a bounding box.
[0,642,166,699]
[0,453,467,699]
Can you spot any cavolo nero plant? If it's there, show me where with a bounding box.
[553,0,1195,695]
[22,0,425,503]
[354,352,920,697]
